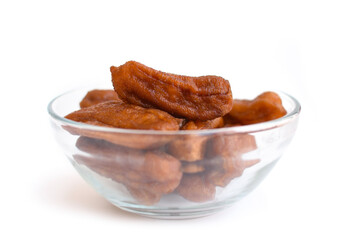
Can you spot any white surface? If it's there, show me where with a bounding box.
[0,0,359,239]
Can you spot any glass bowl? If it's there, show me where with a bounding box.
[48,87,301,219]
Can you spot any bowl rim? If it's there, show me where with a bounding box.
[48,88,301,135]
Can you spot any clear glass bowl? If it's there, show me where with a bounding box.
[48,87,301,219]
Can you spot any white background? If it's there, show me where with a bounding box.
[1,0,359,239]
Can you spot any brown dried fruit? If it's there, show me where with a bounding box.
[65,101,182,149]
[181,162,205,174]
[206,134,259,187]
[110,61,233,120]
[209,133,257,156]
[181,117,224,130]
[167,117,224,162]
[73,137,183,205]
[126,187,162,206]
[206,158,260,187]
[167,135,208,162]
[224,91,286,125]
[80,89,120,108]
[73,154,164,205]
[66,126,174,149]
[66,101,182,131]
[176,174,216,202]
[74,154,181,203]
[76,137,182,184]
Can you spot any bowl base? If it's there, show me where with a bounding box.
[74,159,280,219]
[113,203,229,219]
